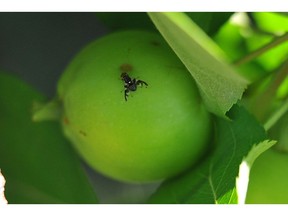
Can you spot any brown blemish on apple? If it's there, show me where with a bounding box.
[120,63,133,72]
[63,116,70,125]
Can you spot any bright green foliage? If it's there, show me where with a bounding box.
[214,13,288,82]
[148,105,272,204]
[213,17,266,82]
[252,12,288,34]
[0,72,98,203]
[245,33,288,71]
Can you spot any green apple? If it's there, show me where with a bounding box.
[246,148,288,203]
[57,30,212,183]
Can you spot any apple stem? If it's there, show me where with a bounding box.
[32,98,62,122]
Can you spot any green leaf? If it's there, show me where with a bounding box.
[148,12,248,118]
[0,72,98,203]
[147,105,275,204]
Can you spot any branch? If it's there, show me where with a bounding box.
[234,33,288,66]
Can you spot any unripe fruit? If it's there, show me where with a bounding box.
[57,30,212,183]
[246,148,288,203]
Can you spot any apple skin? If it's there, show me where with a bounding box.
[246,148,288,203]
[57,30,212,183]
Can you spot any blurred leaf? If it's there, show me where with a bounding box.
[251,12,288,34]
[148,12,248,118]
[214,14,269,82]
[214,18,246,61]
[96,12,156,31]
[278,76,288,99]
[186,12,233,36]
[148,105,274,204]
[0,72,98,203]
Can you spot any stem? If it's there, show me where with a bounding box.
[264,98,288,131]
[32,98,62,122]
[250,60,288,123]
[264,60,288,101]
[234,33,288,66]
